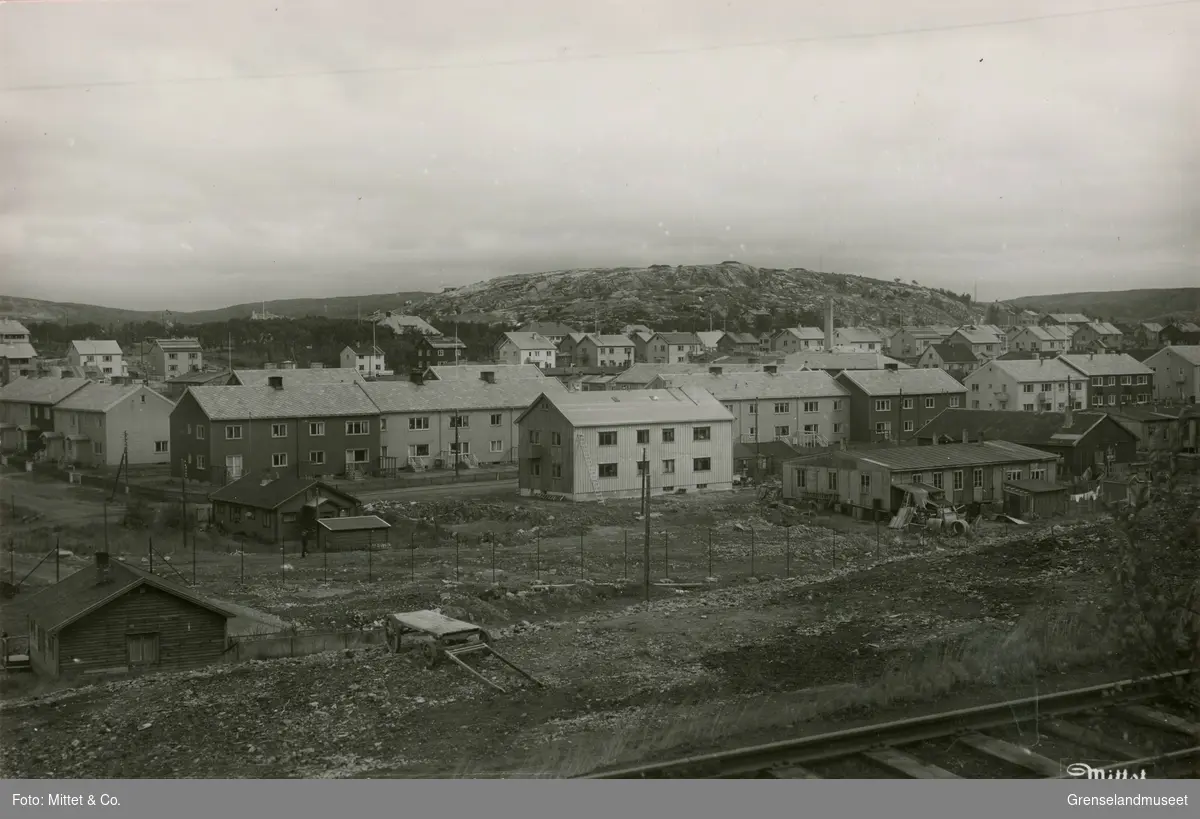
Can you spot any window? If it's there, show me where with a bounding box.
[197,455,206,470]
[1119,376,1131,385]
[1023,403,1035,412]
[748,404,758,414]
[448,415,468,429]
[598,463,618,478]
[309,451,325,464]
[774,402,790,414]
[272,453,287,468]
[874,399,891,412]
[530,460,541,477]
[637,460,649,476]
[346,421,370,435]
[1091,377,1103,386]
[803,423,818,434]
[1135,375,1148,385]
[662,428,675,442]
[1106,376,1116,386]
[1137,393,1148,404]
[486,413,502,427]
[827,471,838,491]
[802,401,819,413]
[1040,383,1053,392]
[971,383,979,392]
[528,430,541,444]
[832,423,843,434]
[380,418,388,432]
[693,427,711,441]
[693,457,711,472]
[952,471,963,490]
[772,425,788,437]
[408,444,429,457]
[272,423,287,438]
[127,634,159,667]
[449,442,471,455]
[636,429,650,444]
[226,425,243,440]
[1092,395,1103,407]
[972,401,980,409]
[490,440,503,452]
[903,420,914,432]
[282,512,298,523]
[924,397,935,409]
[662,459,675,474]
[1030,468,1047,480]
[874,422,891,435]
[409,417,429,431]
[93,441,103,456]
[1023,384,1034,393]
[1005,468,1022,481]
[911,473,923,485]
[902,398,914,410]
[860,473,871,492]
[551,463,562,478]
[196,424,206,440]
[933,472,944,489]
[598,431,617,446]
[832,400,843,411]
[551,431,562,446]
[154,441,168,453]
[1107,395,1116,406]
[346,449,368,464]
[262,513,271,528]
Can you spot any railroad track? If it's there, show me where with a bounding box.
[583,670,1200,779]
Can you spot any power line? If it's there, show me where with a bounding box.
[1,0,1195,93]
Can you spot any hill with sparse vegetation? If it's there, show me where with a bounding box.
[1006,288,1200,323]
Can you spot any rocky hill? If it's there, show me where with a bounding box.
[419,262,979,329]
[1006,288,1200,324]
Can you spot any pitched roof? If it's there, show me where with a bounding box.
[55,383,172,413]
[208,475,358,509]
[982,357,1082,382]
[950,326,1002,344]
[0,376,90,405]
[651,369,850,400]
[22,559,239,635]
[655,331,702,345]
[837,368,967,396]
[1046,313,1091,324]
[347,345,384,357]
[1082,321,1123,336]
[851,440,1057,471]
[610,361,805,385]
[186,383,379,421]
[734,439,802,461]
[1140,322,1164,333]
[905,326,954,339]
[531,386,733,428]
[722,332,761,345]
[695,331,725,347]
[913,408,1125,448]
[377,314,440,335]
[153,337,202,352]
[517,321,578,336]
[926,343,978,364]
[424,336,467,348]
[1058,353,1153,377]
[364,376,565,413]
[0,319,30,335]
[1104,406,1184,423]
[0,342,38,360]
[781,352,910,371]
[1146,345,1200,367]
[1012,325,1075,342]
[582,334,636,347]
[563,332,591,345]
[231,368,366,387]
[500,332,558,351]
[424,364,547,381]
[69,339,123,356]
[834,326,884,343]
[165,370,231,386]
[1175,322,1200,333]
[778,327,825,340]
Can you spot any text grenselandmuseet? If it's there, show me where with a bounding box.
[1067,794,1188,807]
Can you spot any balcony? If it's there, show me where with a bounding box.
[528,443,545,457]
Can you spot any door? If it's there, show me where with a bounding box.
[225,454,243,480]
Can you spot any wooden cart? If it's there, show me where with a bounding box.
[383,609,544,694]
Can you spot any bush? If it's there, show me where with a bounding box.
[123,497,154,530]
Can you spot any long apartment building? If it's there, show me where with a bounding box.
[963,358,1086,412]
[835,367,967,442]
[517,386,734,502]
[646,368,851,449]
[1058,353,1155,408]
[362,372,565,469]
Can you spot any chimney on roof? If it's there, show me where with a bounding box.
[824,297,834,350]
[481,370,496,384]
[978,430,985,446]
[709,366,723,376]
[962,429,968,444]
[95,551,112,585]
[410,370,425,386]
[763,364,778,375]
[267,375,283,390]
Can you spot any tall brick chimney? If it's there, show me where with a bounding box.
[824,297,835,351]
[95,552,112,585]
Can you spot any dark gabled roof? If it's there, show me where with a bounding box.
[928,343,978,364]
[207,475,359,510]
[22,559,239,635]
[165,369,232,386]
[913,408,1128,448]
[851,440,1058,471]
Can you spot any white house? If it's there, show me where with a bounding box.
[1007,325,1074,355]
[1143,346,1200,404]
[946,326,1004,360]
[771,327,826,354]
[45,383,175,467]
[963,358,1086,412]
[493,332,558,369]
[831,327,884,352]
[67,340,127,380]
[339,345,392,377]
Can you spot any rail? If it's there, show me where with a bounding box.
[582,669,1197,779]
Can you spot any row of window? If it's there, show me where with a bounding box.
[209,420,371,441]
[181,449,372,472]
[811,464,1049,494]
[723,400,843,414]
[594,427,710,446]
[404,441,505,457]
[530,457,712,478]
[874,396,958,412]
[1092,375,1149,386]
[1092,394,1151,407]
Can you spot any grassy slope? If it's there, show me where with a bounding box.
[1008,288,1200,322]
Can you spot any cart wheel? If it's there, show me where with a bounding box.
[421,642,440,669]
[386,631,399,654]
[477,630,491,646]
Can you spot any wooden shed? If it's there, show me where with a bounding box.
[316,515,392,553]
[22,552,238,680]
[1003,479,1068,520]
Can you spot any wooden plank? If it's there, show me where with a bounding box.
[960,732,1062,776]
[1041,718,1145,760]
[767,765,821,779]
[444,651,507,694]
[862,747,960,779]
[1119,706,1200,737]
[388,610,478,637]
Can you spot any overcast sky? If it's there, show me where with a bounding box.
[1,0,1197,310]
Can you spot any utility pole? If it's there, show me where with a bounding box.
[453,408,461,481]
[181,459,188,560]
[642,447,651,603]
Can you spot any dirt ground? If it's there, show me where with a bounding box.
[2,462,1153,779]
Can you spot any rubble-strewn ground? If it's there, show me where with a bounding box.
[2,462,1144,778]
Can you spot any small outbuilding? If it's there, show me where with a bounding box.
[1002,479,1068,519]
[208,473,362,545]
[23,552,239,680]
[316,515,392,553]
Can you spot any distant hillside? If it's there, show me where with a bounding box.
[417,262,980,329]
[1007,288,1200,323]
[0,292,434,325]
